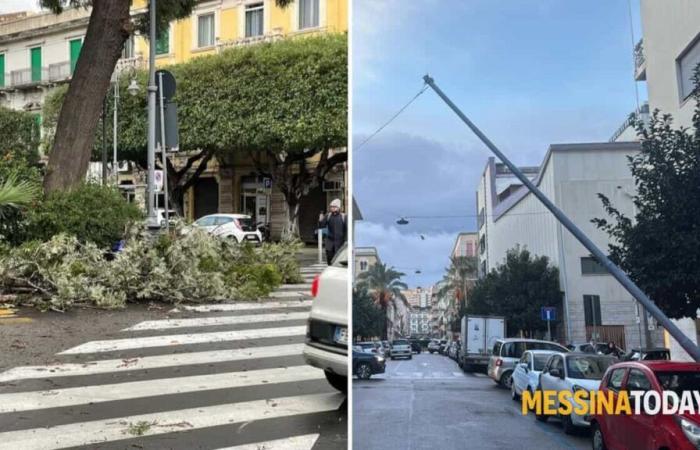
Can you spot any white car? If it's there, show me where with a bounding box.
[155,208,179,227]
[303,244,348,393]
[189,214,263,243]
[511,350,560,401]
[536,353,617,434]
[389,339,412,360]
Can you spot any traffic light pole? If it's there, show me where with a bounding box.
[423,74,700,362]
[145,0,158,228]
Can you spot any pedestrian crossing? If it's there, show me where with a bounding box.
[0,263,345,449]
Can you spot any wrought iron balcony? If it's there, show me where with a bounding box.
[48,61,71,82]
[216,30,285,52]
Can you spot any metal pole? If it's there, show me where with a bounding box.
[158,72,169,231]
[102,97,107,185]
[423,74,700,362]
[318,228,323,264]
[547,319,551,342]
[146,0,157,227]
[113,71,119,186]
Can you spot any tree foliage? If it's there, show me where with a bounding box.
[355,262,407,340]
[353,286,385,340]
[0,106,40,166]
[437,255,478,330]
[468,247,562,337]
[593,70,700,320]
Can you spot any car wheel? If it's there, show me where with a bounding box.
[324,371,347,393]
[562,413,576,435]
[390,356,395,360]
[511,381,520,401]
[499,370,513,389]
[591,422,607,450]
[356,363,372,381]
[463,363,473,373]
[408,355,412,360]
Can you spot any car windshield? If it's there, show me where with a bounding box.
[533,354,552,371]
[332,244,348,267]
[236,217,256,231]
[393,340,409,346]
[566,356,615,380]
[655,371,700,395]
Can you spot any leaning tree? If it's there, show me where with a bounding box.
[40,0,293,194]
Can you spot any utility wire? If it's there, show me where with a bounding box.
[355,84,428,151]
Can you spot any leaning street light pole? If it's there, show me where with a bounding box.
[145,0,158,227]
[423,74,700,362]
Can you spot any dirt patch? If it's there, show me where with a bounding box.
[0,302,172,371]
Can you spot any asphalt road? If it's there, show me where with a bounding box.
[353,352,589,450]
[0,263,346,450]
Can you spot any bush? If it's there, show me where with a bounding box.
[25,183,143,248]
[0,225,300,311]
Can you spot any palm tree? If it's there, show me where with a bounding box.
[438,256,478,331]
[356,262,408,340]
[0,172,40,220]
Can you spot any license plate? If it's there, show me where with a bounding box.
[334,326,348,345]
[245,235,257,240]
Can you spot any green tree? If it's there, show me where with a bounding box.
[593,71,700,320]
[356,262,408,340]
[42,34,347,233]
[353,286,385,340]
[437,255,478,331]
[40,0,293,194]
[0,106,40,166]
[0,173,40,222]
[468,247,562,337]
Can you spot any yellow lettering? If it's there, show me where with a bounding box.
[573,389,589,415]
[522,390,539,415]
[615,391,632,415]
[558,390,573,415]
[596,390,615,415]
[543,391,557,415]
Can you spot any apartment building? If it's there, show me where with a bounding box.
[0,0,347,241]
[354,246,380,280]
[451,232,478,259]
[476,144,664,349]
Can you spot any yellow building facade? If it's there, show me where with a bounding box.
[122,0,347,242]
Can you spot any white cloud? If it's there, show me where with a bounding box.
[0,0,41,14]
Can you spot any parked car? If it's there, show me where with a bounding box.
[591,360,700,450]
[428,339,441,354]
[389,339,412,360]
[438,340,449,355]
[536,353,617,434]
[380,340,391,355]
[620,347,671,361]
[353,348,386,380]
[448,342,460,360]
[372,341,386,356]
[487,338,569,389]
[510,350,560,401]
[303,244,348,393]
[187,213,263,243]
[566,342,596,353]
[355,342,376,354]
[410,340,422,354]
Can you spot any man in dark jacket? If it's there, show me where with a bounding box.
[318,198,346,265]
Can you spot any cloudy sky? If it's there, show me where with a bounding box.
[0,0,41,13]
[353,0,645,288]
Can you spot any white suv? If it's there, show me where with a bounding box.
[303,245,348,393]
[189,214,263,243]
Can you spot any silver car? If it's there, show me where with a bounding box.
[487,338,569,389]
[389,339,412,360]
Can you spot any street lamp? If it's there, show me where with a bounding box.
[127,78,140,96]
[112,65,140,186]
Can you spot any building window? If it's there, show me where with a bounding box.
[245,3,264,37]
[583,295,602,327]
[155,28,170,55]
[299,0,319,29]
[466,242,474,257]
[198,13,215,48]
[360,260,368,271]
[122,35,135,59]
[581,257,607,275]
[678,38,700,100]
[0,53,4,87]
[479,235,486,254]
[69,38,82,74]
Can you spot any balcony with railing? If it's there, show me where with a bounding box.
[216,30,285,52]
[634,39,646,81]
[609,102,650,142]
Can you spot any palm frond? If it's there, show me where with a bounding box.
[0,173,40,219]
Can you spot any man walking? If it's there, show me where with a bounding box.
[318,198,346,264]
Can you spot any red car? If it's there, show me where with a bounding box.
[591,361,700,450]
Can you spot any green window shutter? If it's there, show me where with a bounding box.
[0,54,4,87]
[30,47,42,82]
[155,28,170,55]
[69,38,82,74]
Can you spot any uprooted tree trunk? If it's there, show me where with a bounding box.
[249,148,347,238]
[154,148,216,217]
[43,0,132,193]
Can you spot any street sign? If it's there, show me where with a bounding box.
[155,102,179,151]
[541,307,556,321]
[263,177,272,189]
[154,170,163,192]
[155,70,176,100]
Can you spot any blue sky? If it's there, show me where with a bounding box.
[353,0,646,288]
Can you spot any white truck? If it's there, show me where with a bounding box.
[458,315,505,372]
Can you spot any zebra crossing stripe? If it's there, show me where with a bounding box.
[268,292,309,299]
[59,326,307,354]
[215,433,320,450]
[170,301,312,313]
[0,343,304,383]
[0,365,325,413]
[0,393,344,450]
[123,312,309,331]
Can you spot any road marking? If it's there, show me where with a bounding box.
[278,284,312,290]
[0,318,33,324]
[124,312,309,331]
[0,365,325,413]
[215,434,319,450]
[0,343,305,383]
[169,301,311,313]
[0,393,344,450]
[268,292,309,299]
[59,326,307,354]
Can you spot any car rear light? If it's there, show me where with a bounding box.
[496,358,503,367]
[311,275,320,297]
